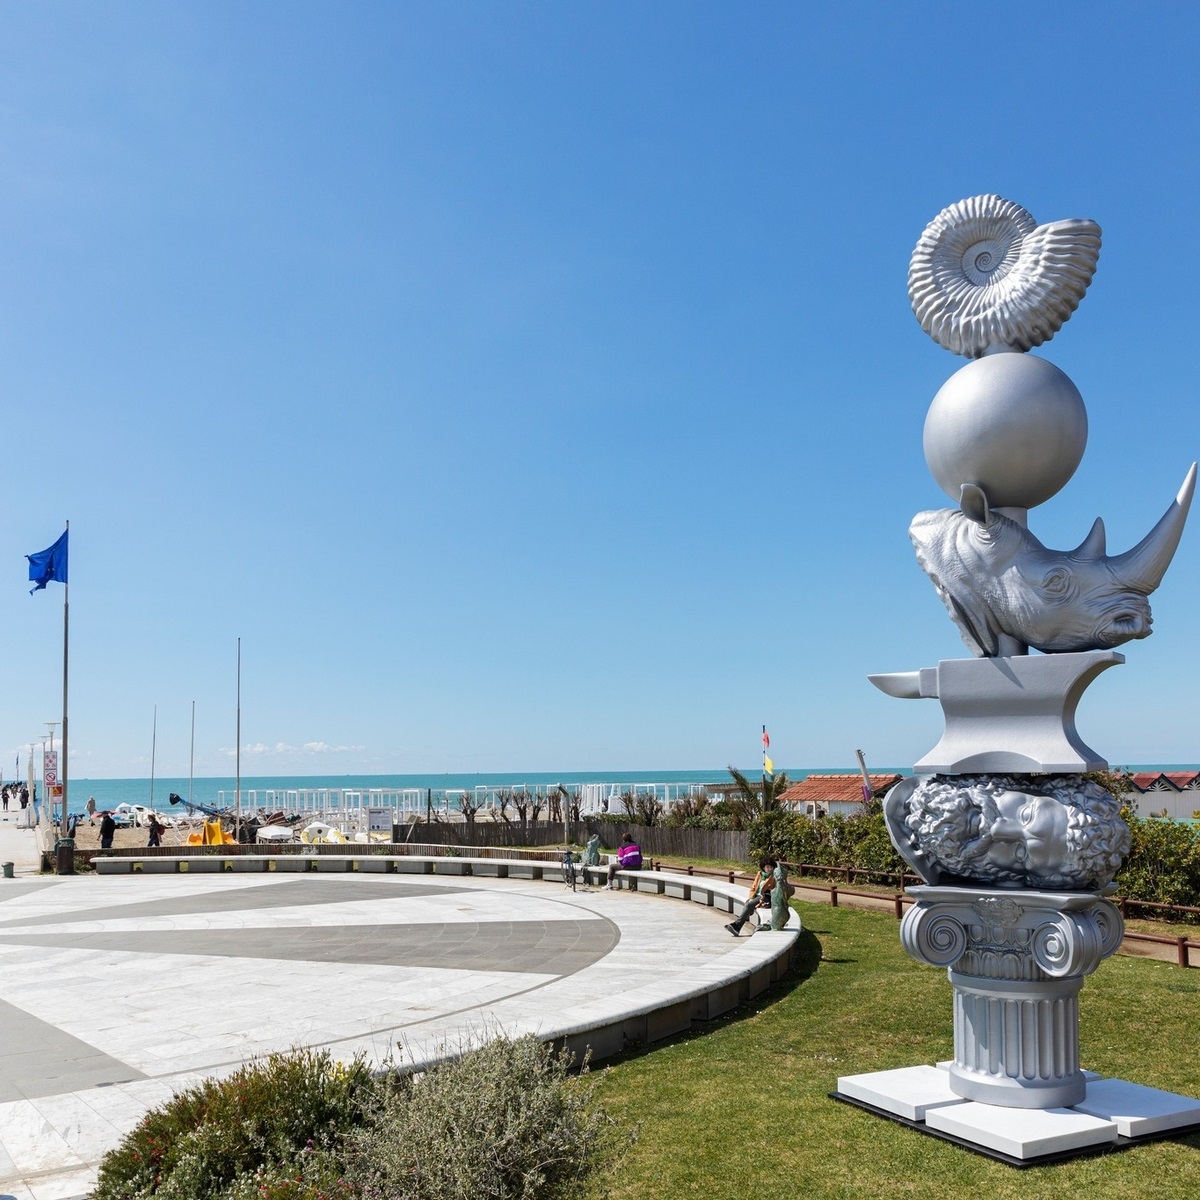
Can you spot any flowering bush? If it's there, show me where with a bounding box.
[93,1049,373,1200]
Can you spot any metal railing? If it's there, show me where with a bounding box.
[212,781,717,826]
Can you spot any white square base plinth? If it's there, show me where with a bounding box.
[837,1066,962,1122]
[924,1102,1117,1160]
[836,1066,1200,1165]
[1074,1078,1200,1137]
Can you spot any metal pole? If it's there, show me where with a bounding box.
[235,638,242,825]
[762,724,770,806]
[45,721,59,830]
[855,748,873,806]
[149,705,157,810]
[189,700,195,807]
[57,523,70,837]
[38,737,47,826]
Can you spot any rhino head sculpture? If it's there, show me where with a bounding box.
[911,464,1196,656]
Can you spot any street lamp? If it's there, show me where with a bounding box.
[35,737,48,825]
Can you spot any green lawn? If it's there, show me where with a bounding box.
[594,900,1200,1199]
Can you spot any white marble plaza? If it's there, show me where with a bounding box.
[0,851,797,1200]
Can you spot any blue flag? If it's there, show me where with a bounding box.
[27,530,68,593]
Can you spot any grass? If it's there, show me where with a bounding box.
[593,899,1200,1200]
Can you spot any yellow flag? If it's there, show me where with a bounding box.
[764,755,775,776]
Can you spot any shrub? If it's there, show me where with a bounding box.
[748,809,905,878]
[749,790,1200,913]
[1115,813,1200,912]
[662,797,743,830]
[747,808,799,861]
[223,1151,354,1200]
[93,1049,374,1200]
[345,1035,628,1200]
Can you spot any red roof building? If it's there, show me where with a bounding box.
[778,773,903,816]
[1130,771,1200,792]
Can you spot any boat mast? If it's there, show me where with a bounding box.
[150,705,157,811]
[189,699,195,808]
[235,638,241,825]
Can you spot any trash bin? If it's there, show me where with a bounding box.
[55,838,76,876]
[1,862,13,879]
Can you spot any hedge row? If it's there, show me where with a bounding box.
[748,807,1200,915]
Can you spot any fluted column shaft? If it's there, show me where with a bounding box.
[900,885,1122,1109]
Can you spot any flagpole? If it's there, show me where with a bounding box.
[59,520,70,840]
[762,724,768,805]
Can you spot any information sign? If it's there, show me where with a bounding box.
[366,807,393,835]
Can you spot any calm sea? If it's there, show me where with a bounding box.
[60,770,815,814]
[42,763,1200,815]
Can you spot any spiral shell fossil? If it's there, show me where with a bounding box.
[909,194,1101,358]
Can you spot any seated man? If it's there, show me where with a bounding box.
[725,857,777,936]
[603,834,643,888]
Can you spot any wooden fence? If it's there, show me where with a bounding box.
[400,820,749,862]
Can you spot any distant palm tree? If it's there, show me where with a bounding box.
[726,765,791,821]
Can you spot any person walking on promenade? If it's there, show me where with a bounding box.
[725,857,778,936]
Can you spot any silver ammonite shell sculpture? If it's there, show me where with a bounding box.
[908,194,1101,358]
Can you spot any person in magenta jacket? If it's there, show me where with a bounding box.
[604,834,643,888]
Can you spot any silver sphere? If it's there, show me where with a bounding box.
[923,352,1088,509]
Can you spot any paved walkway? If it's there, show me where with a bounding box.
[0,816,44,880]
[0,857,790,1199]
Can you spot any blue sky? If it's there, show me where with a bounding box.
[1,2,1197,779]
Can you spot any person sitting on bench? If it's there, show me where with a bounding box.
[725,857,777,936]
[604,834,642,888]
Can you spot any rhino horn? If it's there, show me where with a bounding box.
[1108,463,1197,593]
[1071,517,1107,558]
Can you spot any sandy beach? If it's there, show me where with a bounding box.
[70,821,161,853]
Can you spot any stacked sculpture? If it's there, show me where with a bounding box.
[837,195,1200,1160]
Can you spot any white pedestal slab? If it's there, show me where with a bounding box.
[925,1101,1117,1160]
[837,1066,964,1122]
[1074,1078,1200,1137]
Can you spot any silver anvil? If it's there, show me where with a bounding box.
[869,650,1123,774]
